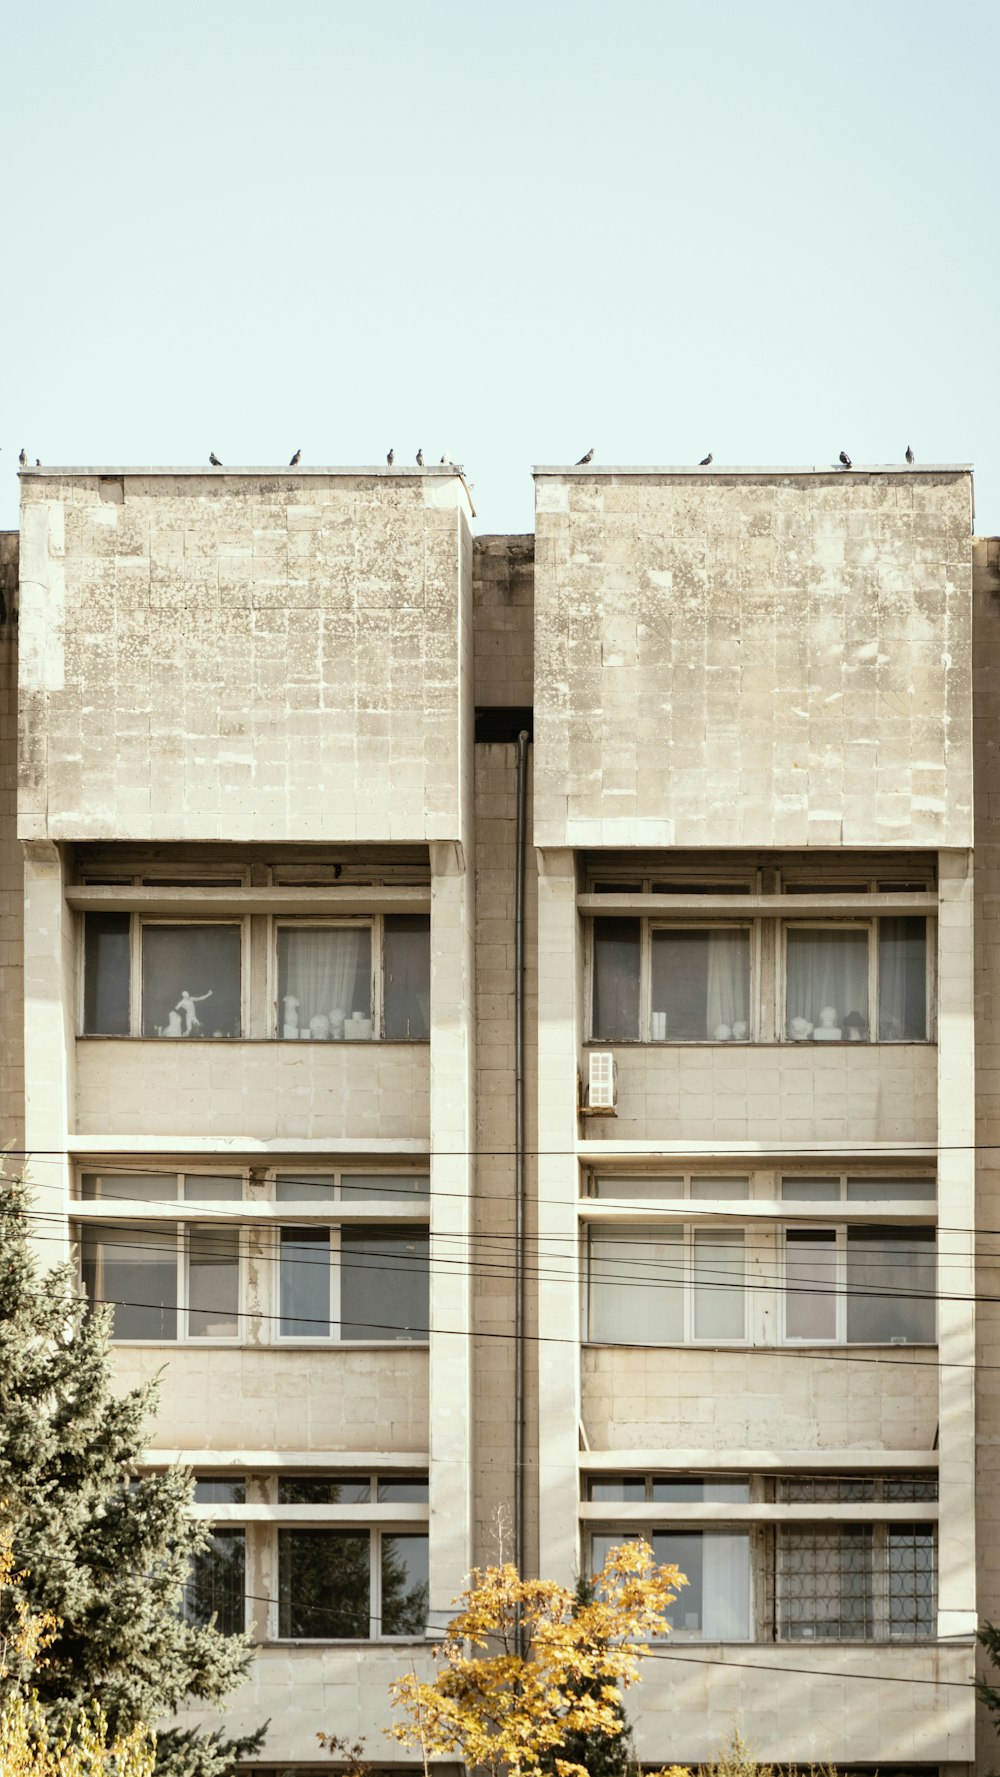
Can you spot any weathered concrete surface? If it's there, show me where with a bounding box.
[18,470,474,843]
[0,533,22,1154]
[533,470,973,850]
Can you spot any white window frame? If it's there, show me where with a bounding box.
[79,913,249,1038]
[584,1222,748,1346]
[588,918,758,1044]
[274,1220,431,1347]
[780,1222,937,1347]
[272,1521,430,1642]
[77,1217,245,1344]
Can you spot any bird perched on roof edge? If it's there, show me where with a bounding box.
[386,448,395,465]
[289,449,301,466]
[416,448,424,466]
[699,452,713,466]
[18,448,26,467]
[209,452,223,467]
[439,452,452,464]
[839,451,852,468]
[905,446,915,465]
[576,448,594,465]
[34,459,40,467]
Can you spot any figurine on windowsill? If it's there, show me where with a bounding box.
[712,1023,733,1041]
[789,1016,814,1041]
[812,1005,842,1041]
[842,1010,868,1041]
[174,988,213,1035]
[731,1020,749,1042]
[282,996,300,1040]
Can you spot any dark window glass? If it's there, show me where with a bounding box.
[651,928,750,1041]
[778,1477,875,1503]
[884,1478,938,1503]
[888,1525,936,1639]
[141,924,242,1038]
[81,1223,177,1340]
[278,1528,369,1638]
[381,1533,429,1635]
[878,918,927,1040]
[339,1174,430,1201]
[278,1477,371,1504]
[588,1478,647,1502]
[383,916,431,1039]
[83,912,131,1035]
[340,1228,429,1340]
[777,1525,873,1639]
[275,1174,338,1203]
[183,1529,245,1635]
[377,1478,429,1503]
[651,882,750,895]
[279,1229,330,1337]
[183,1175,243,1201]
[651,1477,750,1503]
[592,918,641,1040]
[194,1478,246,1504]
[846,1227,936,1344]
[188,1226,239,1337]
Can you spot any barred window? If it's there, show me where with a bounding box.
[776,1522,935,1641]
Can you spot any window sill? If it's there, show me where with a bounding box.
[582,1039,935,1050]
[77,1035,431,1046]
[109,1339,431,1351]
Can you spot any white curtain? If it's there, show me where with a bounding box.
[705,930,750,1034]
[652,929,749,1039]
[786,928,868,1037]
[588,1229,683,1343]
[279,928,370,1034]
[877,917,927,1039]
[700,1532,751,1638]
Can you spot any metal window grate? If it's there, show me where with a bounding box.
[888,1524,936,1639]
[776,1526,872,1640]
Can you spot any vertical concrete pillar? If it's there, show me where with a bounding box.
[937,848,976,1638]
[427,840,474,1619]
[21,840,74,1263]
[535,847,581,1585]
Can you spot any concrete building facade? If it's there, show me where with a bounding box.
[0,459,995,1772]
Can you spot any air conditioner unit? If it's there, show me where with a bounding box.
[588,1051,618,1114]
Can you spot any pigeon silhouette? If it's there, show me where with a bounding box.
[699,453,713,466]
[905,446,915,465]
[416,448,424,466]
[839,451,852,468]
[576,448,594,464]
[18,449,26,467]
[439,452,452,465]
[209,452,223,467]
[34,459,41,467]
[386,448,395,465]
[289,449,301,466]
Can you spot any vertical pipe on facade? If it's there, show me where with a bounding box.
[514,729,529,1590]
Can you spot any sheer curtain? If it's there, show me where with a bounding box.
[278,928,371,1035]
[878,917,927,1039]
[785,928,868,1038]
[651,929,750,1039]
[588,1229,683,1342]
[706,931,750,1034]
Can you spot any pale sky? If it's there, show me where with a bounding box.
[2,0,997,536]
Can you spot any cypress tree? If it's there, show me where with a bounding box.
[0,1171,265,1777]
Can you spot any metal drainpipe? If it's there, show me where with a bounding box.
[514,729,529,1589]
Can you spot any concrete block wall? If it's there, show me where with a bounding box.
[0,533,22,1157]
[533,469,974,850]
[473,534,535,708]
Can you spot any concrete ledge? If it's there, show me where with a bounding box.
[532,462,972,476]
[17,464,464,477]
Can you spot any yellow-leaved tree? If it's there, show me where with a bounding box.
[387,1539,688,1777]
[0,1533,155,1777]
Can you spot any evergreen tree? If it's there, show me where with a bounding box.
[539,1576,637,1777]
[0,1171,265,1777]
[977,1619,1000,1752]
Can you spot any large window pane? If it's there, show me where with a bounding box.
[651,929,750,1041]
[592,919,641,1041]
[340,1228,429,1340]
[277,926,371,1039]
[279,1228,331,1336]
[383,916,431,1039]
[785,1230,837,1340]
[846,1227,936,1343]
[83,912,131,1035]
[83,1172,178,1203]
[381,1533,429,1635]
[142,925,241,1038]
[188,1226,239,1338]
[278,1529,369,1638]
[279,1477,371,1504]
[845,1176,936,1202]
[275,1174,338,1203]
[878,918,927,1040]
[652,1530,751,1639]
[193,1478,246,1504]
[888,1525,936,1639]
[588,1229,683,1344]
[692,1231,745,1339]
[81,1223,178,1340]
[183,1530,245,1635]
[785,928,868,1040]
[777,1526,872,1639]
[339,1174,430,1202]
[651,1479,750,1504]
[183,1175,243,1201]
[377,1478,430,1503]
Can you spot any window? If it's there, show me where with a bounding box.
[587,1476,750,1504]
[783,1226,936,1344]
[591,920,752,1043]
[776,1523,935,1641]
[277,915,430,1041]
[277,1529,428,1640]
[274,1171,429,1203]
[784,919,927,1042]
[278,1225,429,1341]
[80,1222,241,1340]
[183,1530,246,1635]
[81,1170,246,1203]
[780,1175,936,1203]
[590,1530,752,1640]
[586,1227,745,1344]
[589,1175,750,1201]
[82,914,243,1037]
